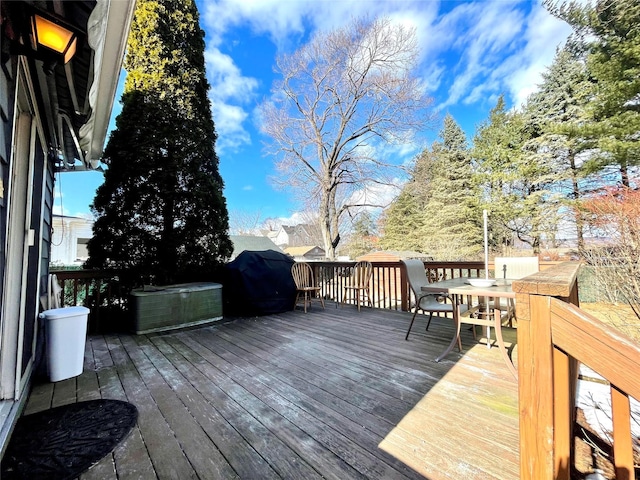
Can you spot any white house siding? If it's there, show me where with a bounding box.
[50,215,94,266]
[274,226,293,247]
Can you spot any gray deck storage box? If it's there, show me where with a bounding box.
[130,282,222,334]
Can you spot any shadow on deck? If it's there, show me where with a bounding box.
[25,305,519,480]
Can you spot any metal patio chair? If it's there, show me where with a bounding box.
[402,259,462,343]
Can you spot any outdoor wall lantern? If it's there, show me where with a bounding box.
[30,13,77,66]
[1,3,78,74]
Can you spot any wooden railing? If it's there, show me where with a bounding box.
[51,260,561,328]
[310,260,560,309]
[310,260,486,310]
[51,261,487,330]
[514,262,640,480]
[51,269,127,332]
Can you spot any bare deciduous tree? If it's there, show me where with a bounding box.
[259,16,435,259]
[580,185,640,320]
[229,209,265,235]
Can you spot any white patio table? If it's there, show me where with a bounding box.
[421,277,517,378]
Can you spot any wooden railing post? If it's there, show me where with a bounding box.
[518,293,555,479]
[611,386,634,480]
[514,262,582,480]
[552,344,573,480]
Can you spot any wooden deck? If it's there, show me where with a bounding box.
[25,305,519,480]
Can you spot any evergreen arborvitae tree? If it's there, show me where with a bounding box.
[86,0,232,285]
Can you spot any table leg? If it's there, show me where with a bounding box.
[493,306,517,379]
[435,295,462,363]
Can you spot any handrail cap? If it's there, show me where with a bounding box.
[512,261,581,298]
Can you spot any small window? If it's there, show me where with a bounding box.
[76,237,89,260]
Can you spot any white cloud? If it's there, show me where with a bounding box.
[52,192,69,216]
[437,2,526,109]
[420,63,445,93]
[203,0,436,47]
[263,211,307,228]
[431,1,573,111]
[200,0,575,156]
[345,180,404,216]
[202,0,307,47]
[506,3,573,108]
[205,48,258,101]
[52,201,92,219]
[203,45,258,154]
[211,102,251,153]
[52,204,66,216]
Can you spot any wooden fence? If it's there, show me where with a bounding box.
[52,269,126,332]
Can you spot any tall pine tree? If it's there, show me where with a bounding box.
[379,142,435,254]
[419,114,482,260]
[472,96,551,254]
[379,190,426,253]
[381,114,480,260]
[524,46,595,250]
[546,0,640,186]
[86,0,232,284]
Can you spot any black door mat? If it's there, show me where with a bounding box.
[2,399,138,480]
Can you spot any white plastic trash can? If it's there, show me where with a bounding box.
[40,306,89,382]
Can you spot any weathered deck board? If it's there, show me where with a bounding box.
[173,328,416,479]
[25,306,519,480]
[170,331,365,479]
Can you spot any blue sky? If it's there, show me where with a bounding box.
[55,0,574,230]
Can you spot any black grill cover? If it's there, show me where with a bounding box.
[223,250,296,316]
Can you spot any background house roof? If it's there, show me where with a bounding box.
[283,246,325,257]
[229,235,284,259]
